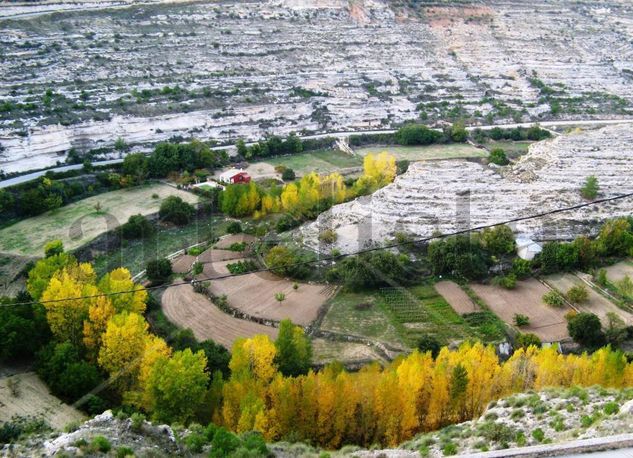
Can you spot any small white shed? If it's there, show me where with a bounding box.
[516,237,542,261]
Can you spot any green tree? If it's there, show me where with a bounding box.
[396,124,441,145]
[146,349,209,424]
[580,176,599,200]
[567,312,605,348]
[44,240,64,258]
[515,333,541,349]
[274,319,312,377]
[595,218,633,257]
[0,298,50,362]
[482,225,515,256]
[159,196,195,225]
[281,168,296,181]
[450,120,468,142]
[416,335,441,358]
[119,214,154,239]
[146,258,172,285]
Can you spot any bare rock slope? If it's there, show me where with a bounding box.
[301,125,633,252]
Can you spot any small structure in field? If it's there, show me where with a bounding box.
[219,168,251,184]
[516,237,542,261]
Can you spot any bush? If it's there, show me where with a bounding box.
[226,221,242,234]
[116,446,135,458]
[192,262,203,275]
[184,431,208,453]
[281,168,296,181]
[482,225,515,256]
[146,258,172,284]
[119,214,154,239]
[568,312,605,348]
[596,268,608,286]
[395,124,441,145]
[228,242,247,252]
[489,148,509,166]
[265,245,310,279]
[44,240,64,258]
[532,428,545,443]
[493,274,517,290]
[159,196,195,225]
[513,314,530,327]
[210,428,241,458]
[318,229,337,245]
[512,258,532,279]
[542,290,565,308]
[515,333,541,349]
[90,436,112,453]
[130,412,146,432]
[226,260,258,275]
[566,284,589,304]
[580,175,599,200]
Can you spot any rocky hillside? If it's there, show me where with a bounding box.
[301,124,633,252]
[2,0,633,172]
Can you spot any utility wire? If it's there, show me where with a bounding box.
[6,191,633,307]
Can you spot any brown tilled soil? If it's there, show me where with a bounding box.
[605,261,633,283]
[471,279,571,343]
[214,233,257,249]
[197,248,245,263]
[208,272,333,326]
[162,283,277,349]
[171,254,195,274]
[545,273,633,325]
[435,280,479,314]
[198,260,234,280]
[311,338,385,364]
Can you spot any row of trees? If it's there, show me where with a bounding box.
[219,152,396,221]
[218,339,633,448]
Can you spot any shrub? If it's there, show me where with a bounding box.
[226,260,258,275]
[210,428,241,458]
[184,431,208,453]
[396,124,441,145]
[226,221,242,234]
[482,225,515,256]
[531,428,545,443]
[580,175,599,200]
[489,148,509,166]
[241,431,269,455]
[44,240,64,258]
[515,333,541,349]
[90,436,111,453]
[596,268,608,286]
[146,258,172,284]
[228,242,247,252]
[513,314,530,327]
[188,246,204,256]
[542,290,565,307]
[281,168,296,181]
[318,229,337,245]
[116,446,134,458]
[604,401,619,415]
[159,196,195,225]
[567,312,605,348]
[442,442,458,456]
[130,412,146,432]
[119,214,154,239]
[192,262,203,275]
[566,284,589,304]
[512,258,532,279]
[493,274,517,290]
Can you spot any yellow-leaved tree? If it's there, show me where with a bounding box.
[362,152,396,188]
[98,267,147,314]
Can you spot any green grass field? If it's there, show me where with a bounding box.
[354,143,486,161]
[0,183,198,257]
[93,214,229,277]
[264,149,362,175]
[486,140,534,157]
[320,291,406,348]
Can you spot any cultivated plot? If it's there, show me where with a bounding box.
[354,143,486,161]
[435,280,479,315]
[320,291,405,348]
[0,372,85,429]
[0,183,198,257]
[208,272,333,326]
[161,283,277,349]
[263,149,362,175]
[471,279,571,342]
[311,338,387,365]
[545,273,633,325]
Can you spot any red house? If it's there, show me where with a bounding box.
[219,168,252,184]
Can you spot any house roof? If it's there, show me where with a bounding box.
[219,168,246,180]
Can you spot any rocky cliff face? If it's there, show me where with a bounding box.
[1,0,633,172]
[300,124,633,252]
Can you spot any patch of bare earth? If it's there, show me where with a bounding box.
[161,283,277,349]
[0,372,85,429]
[435,280,479,315]
[606,261,633,283]
[214,233,258,249]
[471,279,571,343]
[311,338,385,364]
[545,273,633,325]
[171,254,195,274]
[197,248,245,263]
[208,272,333,326]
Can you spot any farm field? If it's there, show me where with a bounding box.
[0,372,85,429]
[434,280,479,315]
[545,273,633,325]
[485,140,534,157]
[208,272,333,326]
[93,214,228,277]
[214,233,257,249]
[320,291,405,348]
[354,143,486,161]
[162,283,277,349]
[379,284,504,346]
[311,338,387,365]
[0,183,198,257]
[605,260,633,283]
[471,279,571,342]
[263,149,362,175]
